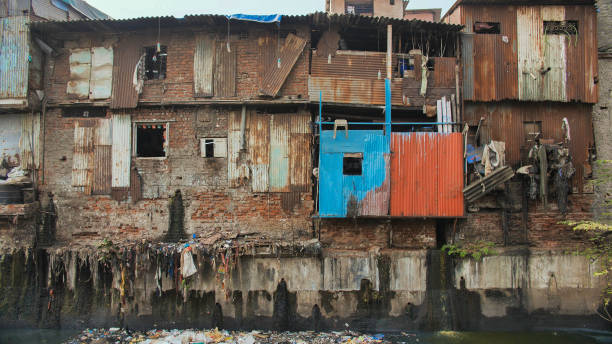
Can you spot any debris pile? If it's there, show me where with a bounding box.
[65,328,389,344]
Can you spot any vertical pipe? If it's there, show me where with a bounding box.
[386,25,392,79]
[319,91,322,134]
[239,104,246,150]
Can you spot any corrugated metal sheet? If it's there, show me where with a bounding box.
[432,57,456,88]
[269,114,290,192]
[461,33,474,100]
[111,113,131,188]
[464,101,593,192]
[258,35,276,92]
[0,114,22,166]
[249,112,270,192]
[67,48,91,99]
[461,4,596,103]
[390,133,464,217]
[130,166,142,202]
[311,50,393,80]
[0,16,29,100]
[20,113,41,170]
[110,37,141,109]
[319,130,390,217]
[193,34,214,97]
[72,123,94,194]
[227,110,248,187]
[31,0,68,21]
[214,41,236,98]
[89,47,113,99]
[1,0,30,17]
[259,33,307,97]
[289,112,312,191]
[309,77,403,106]
[92,119,111,195]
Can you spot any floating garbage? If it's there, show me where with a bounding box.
[64,328,389,344]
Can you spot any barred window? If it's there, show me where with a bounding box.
[544,21,578,35]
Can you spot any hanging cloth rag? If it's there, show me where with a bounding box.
[181,247,197,279]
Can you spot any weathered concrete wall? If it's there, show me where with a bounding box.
[0,248,606,331]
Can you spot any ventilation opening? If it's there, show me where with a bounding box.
[136,124,166,157]
[343,153,363,175]
[544,20,578,35]
[474,22,500,34]
[436,221,446,249]
[144,45,167,80]
[523,121,542,143]
[346,0,373,15]
[62,107,107,118]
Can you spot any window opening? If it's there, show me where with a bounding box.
[62,107,106,118]
[204,139,214,157]
[343,153,363,175]
[523,121,542,143]
[474,22,500,34]
[390,0,395,4]
[345,0,373,15]
[144,45,167,80]
[136,123,166,157]
[544,21,578,35]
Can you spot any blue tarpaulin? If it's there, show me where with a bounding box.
[226,14,282,23]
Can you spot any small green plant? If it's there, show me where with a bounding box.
[97,238,115,266]
[441,241,496,261]
[561,159,612,321]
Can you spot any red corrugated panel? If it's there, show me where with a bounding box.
[390,133,464,217]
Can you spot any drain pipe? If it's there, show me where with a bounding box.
[240,104,246,150]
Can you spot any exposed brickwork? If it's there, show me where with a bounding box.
[320,219,436,250]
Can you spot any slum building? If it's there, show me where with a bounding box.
[443,0,600,248]
[0,6,608,331]
[0,0,109,243]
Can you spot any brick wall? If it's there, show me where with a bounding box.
[46,24,310,106]
[456,193,595,249]
[40,107,313,246]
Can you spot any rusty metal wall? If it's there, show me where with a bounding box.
[89,47,113,100]
[257,35,277,93]
[259,33,307,97]
[214,41,236,98]
[311,50,391,79]
[93,119,111,195]
[432,57,456,88]
[193,34,215,97]
[464,101,594,191]
[390,133,464,217]
[269,114,290,192]
[0,16,29,100]
[289,111,311,191]
[227,110,248,188]
[461,4,597,103]
[20,112,41,170]
[249,112,270,193]
[111,113,131,188]
[72,123,94,194]
[110,37,141,109]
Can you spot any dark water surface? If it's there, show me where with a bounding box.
[0,328,611,344]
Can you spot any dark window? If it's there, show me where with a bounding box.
[144,45,167,80]
[204,139,214,157]
[346,0,373,15]
[474,22,500,34]
[544,21,578,35]
[343,153,363,175]
[523,121,542,142]
[62,107,106,118]
[390,0,395,4]
[136,123,166,157]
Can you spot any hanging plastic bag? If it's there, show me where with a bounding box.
[181,247,197,278]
